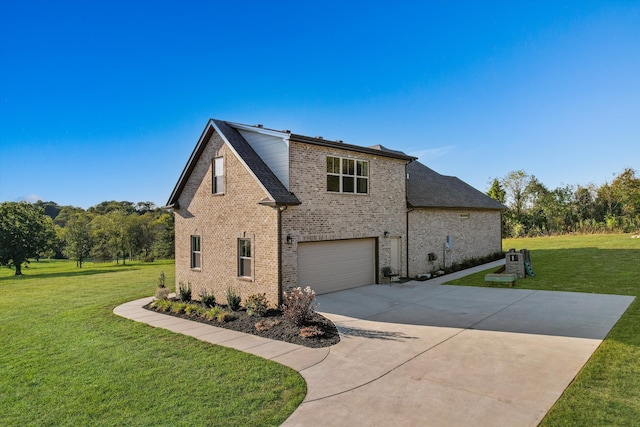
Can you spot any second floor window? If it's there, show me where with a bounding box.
[327,156,369,194]
[213,156,224,194]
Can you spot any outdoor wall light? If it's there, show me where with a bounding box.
[286,235,293,244]
[383,231,389,238]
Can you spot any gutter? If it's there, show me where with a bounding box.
[405,160,414,278]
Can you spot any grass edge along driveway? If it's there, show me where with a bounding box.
[446,234,640,426]
[0,259,306,427]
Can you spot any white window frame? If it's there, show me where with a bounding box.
[326,156,369,194]
[213,156,224,194]
[237,238,252,278]
[191,235,201,269]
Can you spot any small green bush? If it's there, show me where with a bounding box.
[185,304,205,317]
[226,286,241,311]
[216,311,235,323]
[178,282,192,302]
[150,299,172,312]
[170,302,188,314]
[203,306,223,321]
[245,293,269,317]
[199,289,216,308]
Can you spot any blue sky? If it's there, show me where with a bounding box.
[1,0,638,209]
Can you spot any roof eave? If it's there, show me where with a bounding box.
[290,134,416,161]
[166,119,216,207]
[258,199,302,208]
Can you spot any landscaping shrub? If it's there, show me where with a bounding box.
[203,306,223,321]
[226,286,241,311]
[199,289,216,308]
[245,293,269,317]
[157,271,166,288]
[281,286,317,326]
[150,299,172,312]
[170,302,188,314]
[216,311,235,323]
[178,281,192,302]
[255,318,280,332]
[185,304,205,317]
[299,325,325,338]
[154,287,170,300]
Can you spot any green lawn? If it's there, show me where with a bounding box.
[446,234,640,426]
[0,260,306,426]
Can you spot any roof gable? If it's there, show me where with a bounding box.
[166,119,300,208]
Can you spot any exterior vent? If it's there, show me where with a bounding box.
[255,124,263,128]
[316,136,323,140]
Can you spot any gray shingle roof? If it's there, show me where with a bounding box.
[407,161,506,210]
[167,119,503,211]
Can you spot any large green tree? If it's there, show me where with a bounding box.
[0,202,55,275]
[63,213,93,267]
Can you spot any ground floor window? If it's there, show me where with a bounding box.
[238,238,251,277]
[191,235,201,269]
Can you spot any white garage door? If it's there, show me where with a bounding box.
[297,238,376,295]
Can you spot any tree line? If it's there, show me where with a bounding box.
[487,168,640,238]
[0,200,174,275]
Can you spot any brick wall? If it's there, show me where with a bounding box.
[282,141,409,290]
[407,208,502,277]
[174,131,280,306]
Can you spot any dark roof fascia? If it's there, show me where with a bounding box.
[166,120,216,207]
[289,134,416,162]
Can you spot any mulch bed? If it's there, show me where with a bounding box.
[143,300,340,348]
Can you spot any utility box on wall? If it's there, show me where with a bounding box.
[505,251,525,278]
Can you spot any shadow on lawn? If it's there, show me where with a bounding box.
[0,264,142,281]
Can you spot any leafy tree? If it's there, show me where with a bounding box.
[0,202,55,275]
[610,168,640,230]
[63,213,93,267]
[53,205,85,228]
[573,185,597,222]
[486,178,506,204]
[152,213,175,259]
[501,170,530,219]
[88,200,136,216]
[90,210,129,264]
[596,183,622,222]
[135,201,156,214]
[33,200,62,220]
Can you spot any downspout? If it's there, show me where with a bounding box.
[405,160,413,279]
[276,205,287,306]
[406,207,414,278]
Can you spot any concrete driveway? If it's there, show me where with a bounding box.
[114,262,634,427]
[283,267,634,426]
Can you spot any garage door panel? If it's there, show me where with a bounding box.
[298,239,375,295]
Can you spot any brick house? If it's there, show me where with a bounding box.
[166,119,504,305]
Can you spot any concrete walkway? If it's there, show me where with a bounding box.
[114,261,634,426]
